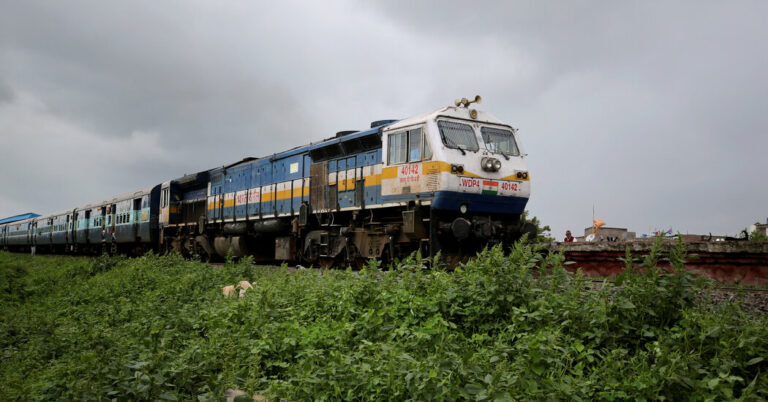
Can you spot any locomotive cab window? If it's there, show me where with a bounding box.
[437,120,479,152]
[481,127,519,156]
[388,132,407,165]
[408,129,421,161]
[387,127,430,165]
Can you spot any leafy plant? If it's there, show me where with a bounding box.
[0,242,766,401]
[749,228,768,242]
[521,210,554,243]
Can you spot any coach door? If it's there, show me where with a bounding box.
[309,162,328,213]
[65,214,71,245]
[84,210,91,243]
[108,204,116,238]
[159,182,171,227]
[100,206,107,239]
[132,198,141,240]
[71,212,77,244]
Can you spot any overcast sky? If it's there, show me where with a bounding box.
[1,1,767,237]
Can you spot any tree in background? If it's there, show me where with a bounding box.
[749,228,768,242]
[522,210,554,243]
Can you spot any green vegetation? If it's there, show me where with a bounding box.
[1,240,767,401]
[521,210,554,243]
[749,228,768,242]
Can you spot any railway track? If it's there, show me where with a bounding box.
[546,241,768,286]
[587,279,768,293]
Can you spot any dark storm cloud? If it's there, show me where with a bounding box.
[0,80,13,104]
[0,2,310,150]
[367,1,768,236]
[1,1,766,236]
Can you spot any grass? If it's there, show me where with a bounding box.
[1,238,767,400]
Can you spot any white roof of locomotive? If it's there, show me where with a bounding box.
[385,106,513,131]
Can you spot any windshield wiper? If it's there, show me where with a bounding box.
[443,136,466,155]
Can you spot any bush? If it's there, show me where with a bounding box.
[750,229,768,242]
[0,243,766,400]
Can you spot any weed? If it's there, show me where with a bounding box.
[0,243,766,400]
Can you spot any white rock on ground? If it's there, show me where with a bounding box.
[221,285,235,297]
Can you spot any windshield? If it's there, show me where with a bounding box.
[481,127,519,156]
[437,120,479,152]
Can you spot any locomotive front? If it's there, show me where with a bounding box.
[381,97,532,253]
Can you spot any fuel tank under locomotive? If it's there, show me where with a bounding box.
[211,219,291,259]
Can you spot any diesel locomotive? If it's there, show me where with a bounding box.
[0,97,534,265]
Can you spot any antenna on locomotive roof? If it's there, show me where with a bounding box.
[454,95,482,108]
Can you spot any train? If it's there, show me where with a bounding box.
[0,97,534,266]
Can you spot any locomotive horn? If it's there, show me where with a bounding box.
[454,95,482,108]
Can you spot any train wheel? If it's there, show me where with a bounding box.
[318,256,336,269]
[442,255,460,270]
[380,245,394,270]
[351,257,368,270]
[522,222,538,242]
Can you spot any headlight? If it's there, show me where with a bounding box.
[482,157,501,172]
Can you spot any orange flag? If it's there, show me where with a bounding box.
[593,219,606,229]
[592,219,605,234]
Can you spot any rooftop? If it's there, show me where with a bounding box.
[0,213,40,225]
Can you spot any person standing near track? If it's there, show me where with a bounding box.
[564,230,575,242]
